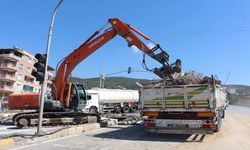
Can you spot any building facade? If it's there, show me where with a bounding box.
[0,48,53,100]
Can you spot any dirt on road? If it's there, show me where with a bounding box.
[176,106,250,150]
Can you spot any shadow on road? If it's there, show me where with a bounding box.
[93,125,191,143]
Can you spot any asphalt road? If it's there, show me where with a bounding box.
[4,105,250,150]
[8,124,187,150]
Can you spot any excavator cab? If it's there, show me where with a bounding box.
[65,83,88,111]
[44,83,87,112]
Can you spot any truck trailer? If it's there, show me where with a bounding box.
[84,88,139,114]
[140,81,227,134]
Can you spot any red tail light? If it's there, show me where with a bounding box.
[145,122,155,128]
[202,120,216,128]
[202,124,212,128]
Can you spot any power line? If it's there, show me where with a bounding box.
[149,22,250,40]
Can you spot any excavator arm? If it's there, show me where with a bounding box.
[53,18,181,105]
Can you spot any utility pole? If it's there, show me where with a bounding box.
[37,0,63,136]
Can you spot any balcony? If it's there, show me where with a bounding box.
[0,74,16,82]
[0,63,18,72]
[0,53,21,61]
[24,75,36,85]
[0,84,14,93]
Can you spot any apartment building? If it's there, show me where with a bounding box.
[0,48,53,100]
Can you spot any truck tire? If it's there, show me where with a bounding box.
[122,105,130,113]
[221,109,225,119]
[89,107,98,114]
[114,105,122,114]
[214,110,222,132]
[130,105,137,112]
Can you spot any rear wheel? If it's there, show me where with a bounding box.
[122,105,130,113]
[221,109,225,119]
[130,105,137,112]
[214,110,222,132]
[114,105,122,114]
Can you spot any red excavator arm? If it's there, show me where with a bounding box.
[53,18,181,105]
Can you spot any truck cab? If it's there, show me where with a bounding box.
[82,90,99,114]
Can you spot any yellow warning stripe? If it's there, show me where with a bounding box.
[0,138,14,147]
[144,99,208,103]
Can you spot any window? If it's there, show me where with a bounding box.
[16,84,22,91]
[22,56,26,61]
[23,85,34,92]
[28,58,32,63]
[17,74,22,80]
[19,64,23,70]
[27,67,32,73]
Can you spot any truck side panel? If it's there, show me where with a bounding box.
[141,84,227,134]
[142,84,212,112]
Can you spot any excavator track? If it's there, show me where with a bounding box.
[13,111,99,128]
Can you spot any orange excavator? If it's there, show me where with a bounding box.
[11,18,181,128]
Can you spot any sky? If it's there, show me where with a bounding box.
[0,0,250,85]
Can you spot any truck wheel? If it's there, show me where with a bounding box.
[114,105,122,114]
[130,105,137,112]
[214,111,222,132]
[123,105,130,113]
[89,107,98,114]
[221,109,225,119]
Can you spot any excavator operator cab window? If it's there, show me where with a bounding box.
[76,84,87,105]
[69,84,78,109]
[69,84,87,110]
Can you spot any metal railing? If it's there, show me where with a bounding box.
[0,53,21,61]
[0,84,14,90]
[0,63,17,69]
[0,74,15,79]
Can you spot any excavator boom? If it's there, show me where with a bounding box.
[54,18,181,106]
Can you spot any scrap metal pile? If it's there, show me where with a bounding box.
[142,71,221,88]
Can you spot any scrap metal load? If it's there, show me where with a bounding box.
[142,71,221,88]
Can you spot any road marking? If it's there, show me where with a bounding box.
[186,134,206,142]
[53,143,86,148]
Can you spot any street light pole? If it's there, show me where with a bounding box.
[37,0,63,136]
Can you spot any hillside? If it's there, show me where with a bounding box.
[71,76,250,106]
[224,85,250,106]
[70,77,151,90]
[224,85,250,95]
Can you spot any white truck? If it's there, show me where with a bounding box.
[140,82,227,134]
[83,88,139,114]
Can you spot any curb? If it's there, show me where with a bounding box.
[47,123,100,139]
[0,123,100,148]
[0,119,119,149]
